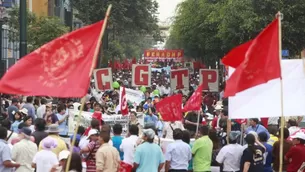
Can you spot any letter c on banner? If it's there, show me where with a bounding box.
[94,68,113,91]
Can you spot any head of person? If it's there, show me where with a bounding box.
[258,132,268,143]
[247,131,258,140]
[130,111,137,121]
[58,150,70,167]
[182,130,191,144]
[20,127,32,140]
[288,119,298,128]
[249,118,259,127]
[220,109,228,119]
[13,112,22,122]
[173,128,183,140]
[77,126,85,136]
[88,129,99,142]
[99,130,110,144]
[101,124,111,134]
[291,132,305,145]
[199,125,209,136]
[23,116,33,127]
[268,126,278,136]
[0,119,11,130]
[42,137,57,151]
[113,123,122,136]
[129,124,139,136]
[26,96,33,103]
[146,97,152,104]
[40,98,47,105]
[70,134,81,147]
[278,127,290,140]
[90,118,100,130]
[142,128,155,143]
[245,133,257,154]
[0,126,7,140]
[229,131,241,144]
[94,103,102,112]
[46,124,61,135]
[57,104,66,115]
[34,118,46,131]
[12,98,18,106]
[64,153,83,172]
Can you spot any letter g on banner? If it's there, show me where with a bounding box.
[132,64,151,87]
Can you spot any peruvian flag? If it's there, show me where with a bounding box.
[120,87,128,115]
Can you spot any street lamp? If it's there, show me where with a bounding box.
[20,0,27,58]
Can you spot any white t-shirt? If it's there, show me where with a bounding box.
[33,150,59,172]
[120,135,139,165]
[216,144,244,171]
[36,105,46,119]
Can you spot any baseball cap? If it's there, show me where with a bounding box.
[229,131,241,141]
[143,128,155,139]
[87,129,99,139]
[291,132,305,140]
[58,150,70,161]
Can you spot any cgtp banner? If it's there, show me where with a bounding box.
[170,68,189,91]
[93,68,113,91]
[132,64,151,87]
[199,69,219,92]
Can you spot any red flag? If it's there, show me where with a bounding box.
[120,87,128,116]
[222,18,281,97]
[156,94,182,121]
[0,21,104,97]
[183,84,203,112]
[131,57,137,64]
[222,41,253,68]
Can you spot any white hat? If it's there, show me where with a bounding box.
[58,150,70,161]
[291,132,305,140]
[19,108,28,115]
[87,129,99,139]
[214,105,223,111]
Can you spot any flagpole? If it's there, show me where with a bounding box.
[65,5,112,172]
[278,12,284,172]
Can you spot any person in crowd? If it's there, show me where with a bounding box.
[267,126,278,146]
[70,134,81,153]
[287,119,301,136]
[258,132,273,172]
[56,104,68,137]
[272,128,292,172]
[50,150,70,172]
[112,123,124,160]
[0,119,18,147]
[209,129,221,171]
[182,130,193,172]
[0,126,20,171]
[96,130,120,172]
[7,98,19,122]
[23,116,35,132]
[211,105,223,130]
[12,127,37,172]
[80,129,100,172]
[185,111,202,137]
[31,118,48,146]
[22,96,36,120]
[77,126,88,149]
[11,111,23,133]
[240,133,266,172]
[165,128,192,172]
[192,126,213,172]
[11,122,35,146]
[216,131,244,172]
[134,128,165,172]
[44,103,58,125]
[246,118,270,139]
[120,125,139,168]
[33,97,40,112]
[285,132,305,172]
[32,137,58,172]
[144,107,158,126]
[36,98,48,118]
[39,124,67,156]
[163,120,185,139]
[63,153,83,172]
[129,111,142,134]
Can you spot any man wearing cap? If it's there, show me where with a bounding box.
[134,128,165,172]
[216,131,244,172]
[12,127,37,172]
[39,124,67,156]
[285,132,305,172]
[7,98,19,122]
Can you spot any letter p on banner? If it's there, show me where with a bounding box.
[132,64,151,87]
[170,68,189,91]
[93,68,113,91]
[199,69,219,92]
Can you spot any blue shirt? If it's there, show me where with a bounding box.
[0,139,13,172]
[56,113,68,136]
[246,124,270,139]
[134,142,165,172]
[263,142,273,172]
[144,114,158,126]
[22,103,36,120]
[112,135,124,160]
[7,105,18,122]
[11,121,22,133]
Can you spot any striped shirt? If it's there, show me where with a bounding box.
[86,141,101,172]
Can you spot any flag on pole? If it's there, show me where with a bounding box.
[183,83,203,112]
[120,86,129,116]
[0,21,104,97]
[222,18,281,97]
[156,94,183,122]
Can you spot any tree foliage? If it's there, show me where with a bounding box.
[73,0,161,61]
[167,0,305,67]
[8,7,69,53]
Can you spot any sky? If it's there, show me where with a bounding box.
[157,0,183,23]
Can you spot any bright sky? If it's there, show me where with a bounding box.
[157,0,183,23]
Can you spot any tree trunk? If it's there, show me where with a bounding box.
[48,0,54,16]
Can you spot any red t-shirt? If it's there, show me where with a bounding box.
[211,117,218,129]
[285,144,305,172]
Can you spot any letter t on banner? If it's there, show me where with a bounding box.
[170,68,189,91]
[132,64,151,87]
[93,68,113,91]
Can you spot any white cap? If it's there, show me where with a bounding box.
[291,132,305,140]
[58,150,70,161]
[88,129,99,138]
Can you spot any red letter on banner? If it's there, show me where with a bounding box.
[132,64,151,87]
[93,68,113,91]
[199,69,219,92]
[170,68,189,90]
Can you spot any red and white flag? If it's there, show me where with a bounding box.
[120,87,128,116]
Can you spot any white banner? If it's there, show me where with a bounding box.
[119,87,144,106]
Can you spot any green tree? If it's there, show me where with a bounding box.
[167,0,305,67]
[8,7,69,53]
[73,0,161,62]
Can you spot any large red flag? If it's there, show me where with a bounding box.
[222,18,281,97]
[120,87,128,116]
[0,21,104,97]
[156,94,182,121]
[183,84,203,112]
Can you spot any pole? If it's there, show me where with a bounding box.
[278,12,284,172]
[65,5,112,172]
[20,0,27,58]
[70,0,73,31]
